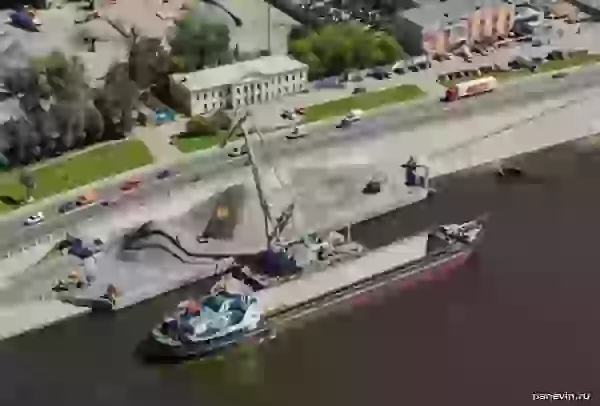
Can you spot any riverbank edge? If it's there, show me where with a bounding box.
[0,114,595,342]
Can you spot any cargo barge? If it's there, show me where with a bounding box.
[141,215,485,361]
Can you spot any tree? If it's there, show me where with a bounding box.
[96,62,139,137]
[170,11,233,72]
[288,22,403,79]
[35,51,102,150]
[185,115,218,135]
[19,169,35,202]
[0,153,8,169]
[128,36,172,89]
[0,136,10,169]
[209,109,232,131]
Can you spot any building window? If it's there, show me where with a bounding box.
[236,88,241,95]
[203,93,207,100]
[196,93,200,101]
[204,103,207,110]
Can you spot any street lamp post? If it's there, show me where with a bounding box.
[267,3,272,53]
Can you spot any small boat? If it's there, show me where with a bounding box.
[145,290,269,359]
[431,216,486,245]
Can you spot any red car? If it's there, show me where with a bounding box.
[120,178,141,192]
[294,107,306,115]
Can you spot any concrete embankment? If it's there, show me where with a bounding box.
[0,301,89,341]
[3,87,600,341]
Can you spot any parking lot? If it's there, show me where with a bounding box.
[432,18,600,77]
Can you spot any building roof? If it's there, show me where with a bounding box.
[401,0,509,29]
[171,56,308,91]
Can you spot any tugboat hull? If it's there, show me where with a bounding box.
[142,321,272,360]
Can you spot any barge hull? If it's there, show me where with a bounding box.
[268,244,475,326]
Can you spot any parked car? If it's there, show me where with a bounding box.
[121,178,142,192]
[552,72,568,79]
[58,201,77,214]
[156,169,174,180]
[100,197,119,207]
[368,69,391,80]
[228,144,248,157]
[349,73,364,82]
[294,107,306,115]
[76,191,97,206]
[24,212,44,226]
[352,86,366,94]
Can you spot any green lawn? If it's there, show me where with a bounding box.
[441,54,600,87]
[0,139,153,212]
[173,133,223,153]
[303,84,425,123]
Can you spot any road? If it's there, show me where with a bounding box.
[1,65,600,254]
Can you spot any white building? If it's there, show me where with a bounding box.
[170,56,309,116]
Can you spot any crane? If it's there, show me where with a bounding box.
[220,110,294,250]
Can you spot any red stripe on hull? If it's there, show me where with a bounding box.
[394,250,470,290]
[350,249,473,308]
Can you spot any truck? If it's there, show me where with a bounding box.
[445,76,498,102]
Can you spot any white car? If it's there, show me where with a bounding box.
[24,212,45,226]
[346,109,363,122]
[337,109,363,128]
[286,125,308,139]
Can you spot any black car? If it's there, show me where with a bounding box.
[58,201,77,214]
[352,87,366,94]
[228,145,249,157]
[156,169,174,180]
[336,119,351,129]
[368,69,391,80]
[280,110,295,120]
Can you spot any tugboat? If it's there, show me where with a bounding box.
[145,289,270,359]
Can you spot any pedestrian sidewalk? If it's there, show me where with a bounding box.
[132,121,185,163]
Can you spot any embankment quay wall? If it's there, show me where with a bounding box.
[2,87,600,341]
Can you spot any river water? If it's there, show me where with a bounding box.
[1,137,600,406]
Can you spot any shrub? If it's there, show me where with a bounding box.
[209,109,232,131]
[186,114,217,135]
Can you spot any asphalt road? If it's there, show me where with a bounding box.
[2,65,600,254]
